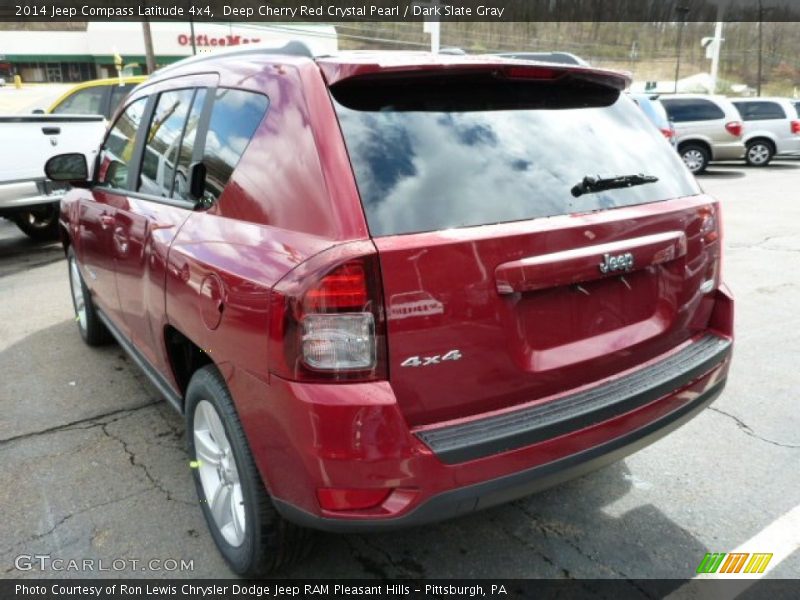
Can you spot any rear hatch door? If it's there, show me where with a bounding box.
[330,65,721,427]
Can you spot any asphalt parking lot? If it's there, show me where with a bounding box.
[1,161,798,582]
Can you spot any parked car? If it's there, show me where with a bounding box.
[629,93,677,147]
[49,45,733,576]
[660,94,744,174]
[730,97,800,166]
[0,115,105,239]
[46,76,147,119]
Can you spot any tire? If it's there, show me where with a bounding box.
[67,247,112,346]
[14,203,60,241]
[745,140,774,167]
[186,366,311,576]
[680,144,710,174]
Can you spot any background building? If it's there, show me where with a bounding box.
[0,22,337,82]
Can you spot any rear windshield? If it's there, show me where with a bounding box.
[332,75,699,237]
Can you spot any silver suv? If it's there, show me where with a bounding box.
[731,97,800,166]
[660,94,745,174]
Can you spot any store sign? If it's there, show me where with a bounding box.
[177,34,262,48]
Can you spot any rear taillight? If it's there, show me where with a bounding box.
[725,121,743,137]
[660,127,675,140]
[269,242,387,382]
[698,203,723,289]
[790,120,800,135]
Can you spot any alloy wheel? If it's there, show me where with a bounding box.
[193,400,246,547]
[682,149,705,173]
[69,258,87,332]
[747,143,770,165]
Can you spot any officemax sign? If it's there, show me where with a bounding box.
[177,34,262,47]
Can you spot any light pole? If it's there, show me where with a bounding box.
[674,5,690,93]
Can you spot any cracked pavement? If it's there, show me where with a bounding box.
[1,161,798,581]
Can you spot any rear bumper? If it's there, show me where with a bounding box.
[234,327,732,532]
[775,137,800,156]
[274,376,726,532]
[711,142,745,161]
[0,181,64,212]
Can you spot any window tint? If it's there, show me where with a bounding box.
[733,101,787,121]
[201,88,268,206]
[661,98,725,122]
[333,84,699,237]
[109,84,136,118]
[173,89,207,201]
[138,88,196,198]
[52,86,108,115]
[97,97,147,190]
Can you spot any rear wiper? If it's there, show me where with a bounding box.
[570,173,659,197]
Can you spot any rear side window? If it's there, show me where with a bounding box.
[138,88,197,197]
[661,98,725,122]
[333,76,699,237]
[97,97,148,190]
[201,88,268,206]
[52,86,109,116]
[733,101,787,121]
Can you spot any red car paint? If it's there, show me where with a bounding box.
[60,50,733,527]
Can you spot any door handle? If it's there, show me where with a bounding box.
[41,127,61,135]
[99,214,114,230]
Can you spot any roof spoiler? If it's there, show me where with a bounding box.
[155,40,314,75]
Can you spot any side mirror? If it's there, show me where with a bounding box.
[188,161,207,205]
[45,153,89,186]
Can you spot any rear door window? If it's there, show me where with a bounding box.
[661,98,725,122]
[138,88,197,197]
[733,101,787,121]
[201,88,269,206]
[333,75,699,237]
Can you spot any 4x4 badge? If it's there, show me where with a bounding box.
[599,252,634,274]
[401,349,462,368]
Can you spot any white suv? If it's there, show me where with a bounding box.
[731,98,800,166]
[660,94,745,174]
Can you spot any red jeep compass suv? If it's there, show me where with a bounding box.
[49,43,733,575]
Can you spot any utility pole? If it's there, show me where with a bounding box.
[424,21,440,53]
[189,19,197,56]
[757,0,764,96]
[710,21,724,94]
[188,1,197,57]
[142,19,156,74]
[674,5,690,94]
[415,0,441,53]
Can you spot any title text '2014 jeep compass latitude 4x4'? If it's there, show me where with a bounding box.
[50,44,733,575]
